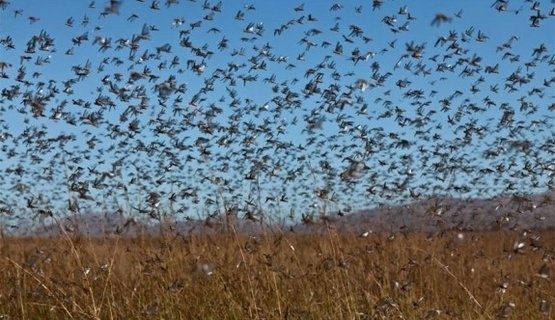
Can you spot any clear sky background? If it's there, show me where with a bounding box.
[0,0,554,232]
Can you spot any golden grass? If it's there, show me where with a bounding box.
[0,227,553,319]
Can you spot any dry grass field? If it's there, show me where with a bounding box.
[0,226,553,319]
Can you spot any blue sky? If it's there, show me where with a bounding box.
[0,0,554,231]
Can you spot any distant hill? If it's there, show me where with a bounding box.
[24,191,555,237]
[294,191,555,234]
